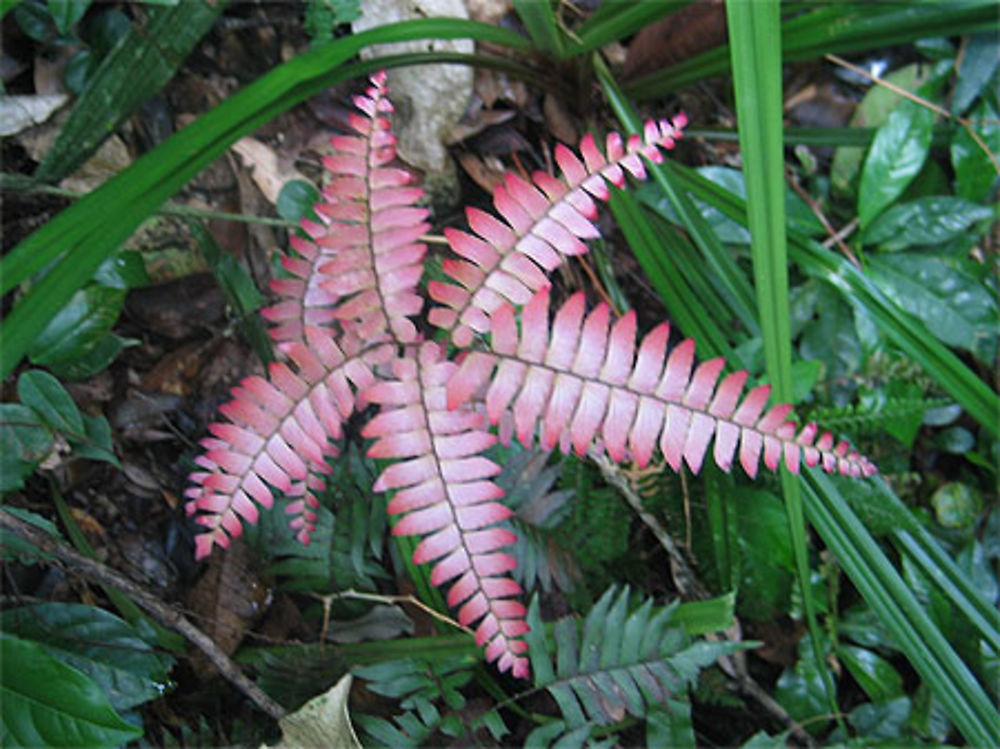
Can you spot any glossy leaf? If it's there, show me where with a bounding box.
[857,69,944,227]
[952,31,1000,115]
[0,404,54,491]
[837,645,905,703]
[27,285,126,372]
[866,253,997,362]
[863,196,994,251]
[16,369,84,437]
[951,99,1000,202]
[1,603,173,711]
[0,632,141,749]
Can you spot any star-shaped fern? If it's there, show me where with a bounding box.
[186,72,875,679]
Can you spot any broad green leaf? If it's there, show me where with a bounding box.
[47,0,90,35]
[45,332,134,380]
[0,403,54,466]
[862,196,994,251]
[37,0,226,181]
[866,253,998,362]
[0,632,142,748]
[0,506,62,563]
[847,697,912,742]
[27,285,126,370]
[837,645,905,703]
[13,1,54,42]
[858,70,943,227]
[951,99,1000,202]
[931,483,980,529]
[83,7,130,60]
[1,603,173,711]
[775,636,832,733]
[277,179,321,223]
[72,413,119,466]
[952,31,1000,115]
[735,489,794,620]
[92,250,149,290]
[16,369,84,437]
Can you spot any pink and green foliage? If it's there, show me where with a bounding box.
[185,72,876,679]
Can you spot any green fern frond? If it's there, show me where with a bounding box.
[522,587,745,746]
[494,445,581,592]
[805,394,949,437]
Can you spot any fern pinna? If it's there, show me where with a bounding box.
[186,72,875,679]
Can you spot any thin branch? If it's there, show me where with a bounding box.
[0,507,286,721]
[825,53,1000,177]
[785,168,861,268]
[317,588,473,636]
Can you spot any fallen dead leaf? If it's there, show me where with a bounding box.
[231,136,307,205]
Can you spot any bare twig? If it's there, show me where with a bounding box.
[786,169,862,268]
[316,588,473,636]
[0,508,286,720]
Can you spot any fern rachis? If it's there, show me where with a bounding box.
[186,71,875,678]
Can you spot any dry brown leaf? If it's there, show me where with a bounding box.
[231,136,307,205]
[623,0,727,80]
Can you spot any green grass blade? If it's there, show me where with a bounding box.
[36,0,226,182]
[626,2,999,98]
[665,163,999,437]
[893,525,1000,654]
[805,471,1000,747]
[572,1,688,55]
[0,19,530,379]
[607,188,733,361]
[596,56,759,339]
[512,0,564,59]
[726,0,838,721]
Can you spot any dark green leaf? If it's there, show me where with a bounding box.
[863,196,994,251]
[83,7,131,60]
[64,49,94,94]
[931,483,980,530]
[848,697,912,741]
[858,72,941,227]
[276,179,321,223]
[838,645,904,702]
[0,632,142,748]
[775,636,832,733]
[0,506,62,563]
[27,285,125,369]
[93,250,149,290]
[37,0,225,182]
[933,426,976,455]
[953,31,1000,115]
[2,603,173,711]
[72,413,118,466]
[47,0,90,35]
[512,0,564,58]
[735,489,794,620]
[0,402,54,465]
[14,1,54,41]
[866,253,997,362]
[304,0,361,42]
[17,369,84,436]
[951,99,1000,202]
[45,332,134,380]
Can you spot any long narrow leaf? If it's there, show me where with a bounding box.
[666,163,999,437]
[626,2,998,98]
[805,471,1000,748]
[36,0,226,182]
[726,0,839,720]
[0,20,531,379]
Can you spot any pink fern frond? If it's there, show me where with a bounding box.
[447,288,878,479]
[186,334,393,559]
[428,114,687,346]
[362,342,530,678]
[261,71,429,348]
